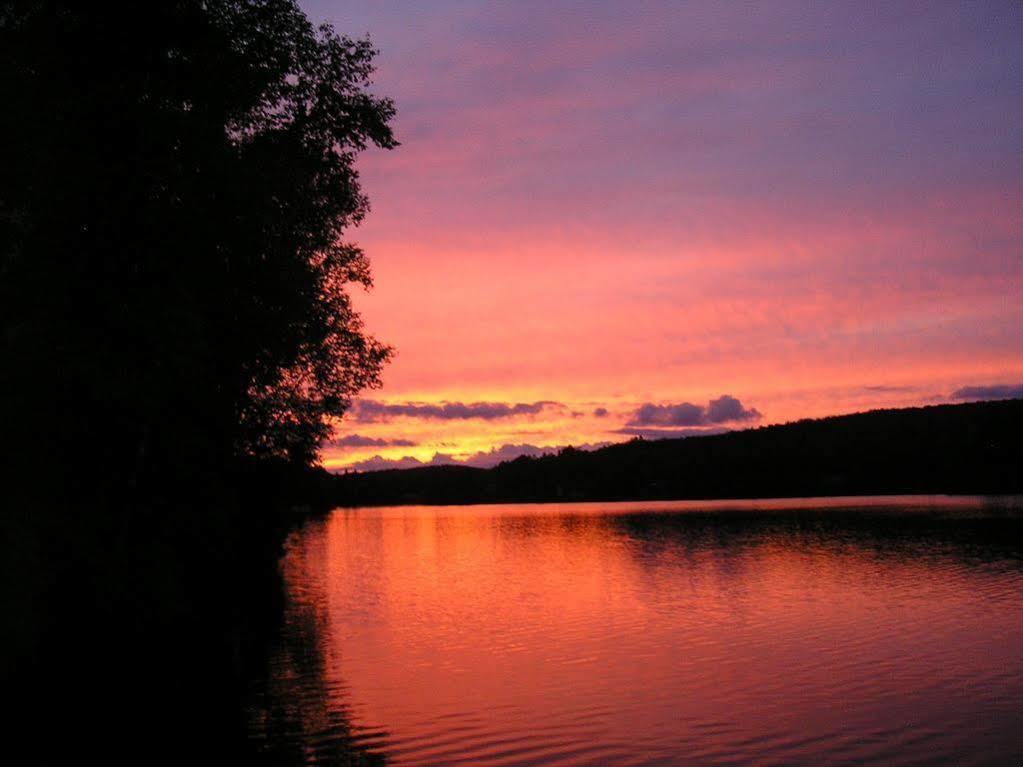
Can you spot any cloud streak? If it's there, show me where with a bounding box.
[342,442,610,473]
[353,399,563,422]
[330,434,418,448]
[614,426,730,440]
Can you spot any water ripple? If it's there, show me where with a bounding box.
[248,497,1023,765]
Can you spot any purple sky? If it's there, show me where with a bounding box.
[299,1,1023,470]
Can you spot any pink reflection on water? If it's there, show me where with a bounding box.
[263,497,1023,766]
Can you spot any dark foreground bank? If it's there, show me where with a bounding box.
[334,399,1023,506]
[1,461,338,766]
[2,3,396,760]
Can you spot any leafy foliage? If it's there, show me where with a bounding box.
[1,0,397,477]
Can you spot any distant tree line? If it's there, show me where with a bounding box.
[334,399,1023,506]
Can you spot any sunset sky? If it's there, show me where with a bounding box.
[301,1,1023,472]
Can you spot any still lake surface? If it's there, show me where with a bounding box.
[246,496,1023,766]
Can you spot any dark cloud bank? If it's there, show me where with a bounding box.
[627,395,761,427]
[353,399,562,422]
[952,384,1023,402]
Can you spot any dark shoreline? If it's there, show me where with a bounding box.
[2,466,336,766]
[328,492,1023,510]
[333,399,1023,508]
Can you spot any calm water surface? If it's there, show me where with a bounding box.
[247,496,1023,766]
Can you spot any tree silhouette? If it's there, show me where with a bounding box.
[1,0,397,486]
[1,3,398,760]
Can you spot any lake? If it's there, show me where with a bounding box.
[246,496,1023,766]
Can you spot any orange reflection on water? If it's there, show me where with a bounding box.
[267,498,1023,766]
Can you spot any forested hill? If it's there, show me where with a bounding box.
[333,399,1023,506]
